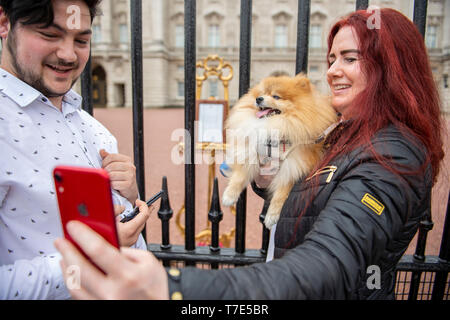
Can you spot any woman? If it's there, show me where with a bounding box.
[54,8,444,300]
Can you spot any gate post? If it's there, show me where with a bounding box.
[235,0,253,255]
[184,0,197,259]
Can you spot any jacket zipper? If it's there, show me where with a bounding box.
[306,166,338,183]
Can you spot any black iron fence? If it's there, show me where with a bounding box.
[81,0,449,300]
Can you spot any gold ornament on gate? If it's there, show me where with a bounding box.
[176,54,236,248]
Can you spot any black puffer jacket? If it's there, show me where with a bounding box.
[166,125,432,299]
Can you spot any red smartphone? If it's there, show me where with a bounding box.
[53,166,120,258]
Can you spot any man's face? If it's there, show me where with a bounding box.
[2,0,92,98]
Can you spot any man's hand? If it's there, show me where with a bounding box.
[54,219,169,300]
[114,200,151,247]
[100,149,138,204]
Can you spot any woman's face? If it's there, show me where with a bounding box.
[327,26,367,116]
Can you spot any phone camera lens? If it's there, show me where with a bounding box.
[54,172,63,183]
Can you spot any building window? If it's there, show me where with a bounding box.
[274,24,288,48]
[92,25,102,43]
[114,83,126,107]
[119,24,128,43]
[309,65,319,73]
[426,25,437,48]
[443,74,448,89]
[208,24,220,48]
[270,71,290,77]
[209,81,218,98]
[175,25,184,48]
[309,24,322,48]
[177,81,185,98]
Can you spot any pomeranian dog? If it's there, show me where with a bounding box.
[222,74,338,229]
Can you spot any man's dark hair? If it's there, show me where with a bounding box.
[0,0,102,28]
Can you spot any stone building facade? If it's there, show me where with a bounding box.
[84,0,450,114]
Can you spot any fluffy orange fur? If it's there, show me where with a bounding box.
[222,74,338,229]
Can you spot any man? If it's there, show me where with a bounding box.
[0,0,149,299]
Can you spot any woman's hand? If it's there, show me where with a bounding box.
[114,200,152,247]
[254,161,278,188]
[54,220,169,300]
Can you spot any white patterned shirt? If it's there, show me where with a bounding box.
[0,68,145,299]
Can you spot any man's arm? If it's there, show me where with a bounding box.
[0,254,71,300]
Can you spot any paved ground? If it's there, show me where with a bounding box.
[94,108,449,256]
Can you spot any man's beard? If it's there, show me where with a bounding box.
[7,29,79,98]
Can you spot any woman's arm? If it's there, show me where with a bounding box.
[55,135,430,300]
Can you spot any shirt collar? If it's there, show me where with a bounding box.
[62,90,83,115]
[0,68,41,107]
[0,68,82,113]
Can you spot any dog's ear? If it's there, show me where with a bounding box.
[295,74,311,91]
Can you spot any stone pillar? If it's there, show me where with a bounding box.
[101,0,113,44]
[144,0,169,108]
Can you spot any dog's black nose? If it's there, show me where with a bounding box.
[256,97,264,105]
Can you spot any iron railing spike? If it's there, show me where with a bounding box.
[159,176,172,214]
[209,178,222,216]
[158,176,173,251]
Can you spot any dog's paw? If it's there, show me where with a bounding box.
[264,212,280,230]
[222,188,240,206]
[222,195,236,207]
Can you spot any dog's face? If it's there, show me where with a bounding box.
[226,74,337,144]
[249,75,317,123]
[224,75,337,230]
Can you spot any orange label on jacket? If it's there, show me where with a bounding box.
[361,193,385,216]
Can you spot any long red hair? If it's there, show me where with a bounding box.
[286,8,445,250]
[320,8,444,182]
